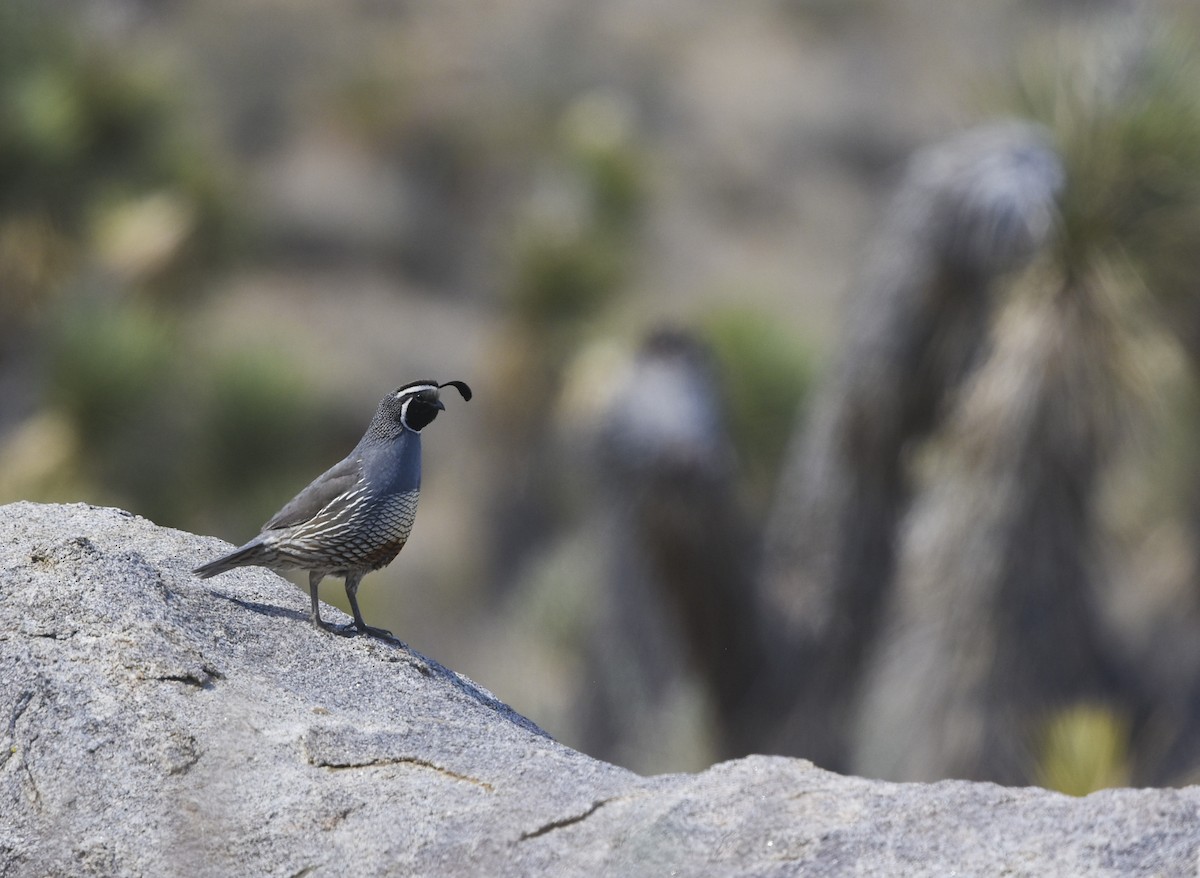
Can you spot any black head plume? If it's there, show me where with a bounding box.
[439,380,472,402]
[377,379,473,434]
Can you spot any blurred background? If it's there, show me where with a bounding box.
[5,0,1200,793]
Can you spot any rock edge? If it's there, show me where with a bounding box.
[1,502,1197,877]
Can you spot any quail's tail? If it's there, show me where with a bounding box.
[193,539,267,578]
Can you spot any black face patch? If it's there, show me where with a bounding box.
[390,379,469,433]
[399,394,442,432]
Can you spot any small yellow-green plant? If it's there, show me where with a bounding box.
[701,306,815,509]
[1036,703,1132,796]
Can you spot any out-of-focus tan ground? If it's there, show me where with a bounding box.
[4,0,1199,780]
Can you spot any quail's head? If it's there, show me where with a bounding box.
[388,379,472,434]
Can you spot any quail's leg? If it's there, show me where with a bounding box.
[345,572,395,640]
[309,571,339,633]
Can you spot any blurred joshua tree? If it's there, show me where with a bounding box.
[761,22,1200,787]
[521,313,811,770]
[851,268,1137,783]
[568,329,764,766]
[757,121,1066,773]
[528,23,1200,785]
[1026,28,1200,786]
[507,91,645,346]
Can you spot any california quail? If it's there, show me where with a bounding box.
[194,379,472,638]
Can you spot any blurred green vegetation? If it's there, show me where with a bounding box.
[0,1,335,539]
[490,93,652,506]
[201,351,327,497]
[1011,31,1200,304]
[981,29,1200,792]
[701,306,815,508]
[508,93,646,333]
[0,2,234,311]
[44,296,331,534]
[511,233,628,329]
[1036,704,1132,796]
[49,301,175,448]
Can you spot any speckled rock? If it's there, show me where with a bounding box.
[1,502,1197,877]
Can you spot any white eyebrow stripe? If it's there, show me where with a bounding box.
[395,384,438,399]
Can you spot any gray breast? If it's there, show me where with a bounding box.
[362,430,422,496]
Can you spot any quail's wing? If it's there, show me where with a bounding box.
[261,455,364,532]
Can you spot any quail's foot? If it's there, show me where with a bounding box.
[353,622,397,641]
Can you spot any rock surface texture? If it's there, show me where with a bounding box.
[1,502,1198,877]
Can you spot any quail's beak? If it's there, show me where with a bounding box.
[433,398,446,411]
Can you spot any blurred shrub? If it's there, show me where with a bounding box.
[0,0,252,534]
[45,297,182,519]
[0,411,84,503]
[510,232,627,329]
[701,306,814,508]
[0,0,235,315]
[1036,704,1132,796]
[780,0,882,33]
[560,91,645,238]
[48,300,176,448]
[197,350,330,528]
[45,297,332,533]
[509,92,647,333]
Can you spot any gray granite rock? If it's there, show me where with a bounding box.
[1,502,1197,876]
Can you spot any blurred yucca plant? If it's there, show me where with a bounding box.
[1009,28,1200,304]
[975,23,1200,788]
[838,23,1200,786]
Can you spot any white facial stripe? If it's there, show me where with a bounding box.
[395,384,438,400]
